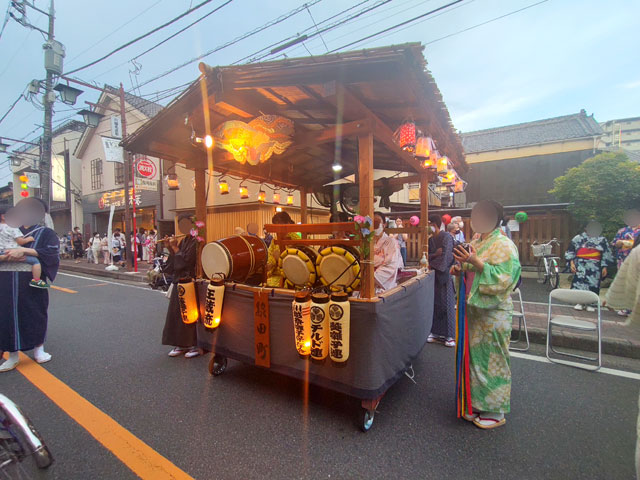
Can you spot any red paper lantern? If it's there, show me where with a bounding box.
[395,122,416,152]
[442,214,452,225]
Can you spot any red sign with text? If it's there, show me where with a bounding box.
[136,159,156,179]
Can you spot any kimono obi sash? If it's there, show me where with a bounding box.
[577,247,602,261]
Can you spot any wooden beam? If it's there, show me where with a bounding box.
[195,168,207,276]
[300,187,308,239]
[265,222,356,235]
[289,119,371,152]
[419,173,429,266]
[320,81,425,173]
[358,133,375,299]
[374,174,420,189]
[278,239,361,247]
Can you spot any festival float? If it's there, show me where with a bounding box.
[122,44,466,431]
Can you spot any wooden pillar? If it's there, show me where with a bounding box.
[358,133,375,298]
[195,167,207,277]
[300,187,308,239]
[419,173,430,267]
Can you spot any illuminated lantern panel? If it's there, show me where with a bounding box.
[287,194,294,205]
[204,277,225,329]
[329,291,350,364]
[273,192,280,204]
[258,190,266,203]
[239,185,249,199]
[292,291,312,357]
[415,136,431,159]
[454,180,467,193]
[177,279,199,324]
[218,179,229,195]
[166,173,180,191]
[310,293,330,362]
[437,155,450,175]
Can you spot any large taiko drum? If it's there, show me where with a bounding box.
[316,245,361,293]
[201,235,267,282]
[280,246,318,289]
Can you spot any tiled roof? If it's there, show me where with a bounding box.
[461,110,603,154]
[103,85,163,119]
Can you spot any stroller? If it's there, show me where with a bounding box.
[148,254,173,291]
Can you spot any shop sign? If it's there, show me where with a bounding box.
[25,172,40,188]
[97,188,142,209]
[102,136,123,163]
[134,177,158,191]
[134,156,159,180]
[110,115,122,139]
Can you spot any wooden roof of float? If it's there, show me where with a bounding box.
[122,43,465,189]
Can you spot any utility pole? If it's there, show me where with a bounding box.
[40,0,55,208]
[120,84,133,267]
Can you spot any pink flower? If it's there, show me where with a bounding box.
[190,228,198,237]
[196,236,204,243]
[354,215,365,224]
[195,221,205,228]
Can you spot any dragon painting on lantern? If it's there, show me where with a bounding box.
[212,114,294,166]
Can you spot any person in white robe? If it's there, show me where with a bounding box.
[373,212,402,293]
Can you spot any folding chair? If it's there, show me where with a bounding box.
[509,288,529,352]
[545,288,601,371]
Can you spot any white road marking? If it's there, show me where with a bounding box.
[58,272,164,293]
[510,351,640,380]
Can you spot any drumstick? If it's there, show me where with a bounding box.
[157,234,188,244]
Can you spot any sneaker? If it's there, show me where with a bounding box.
[444,338,456,348]
[168,347,187,357]
[586,306,595,313]
[29,279,49,289]
[184,347,202,359]
[427,334,443,343]
[574,304,583,311]
[617,310,630,317]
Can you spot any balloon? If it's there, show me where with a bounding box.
[409,215,420,226]
[442,214,452,225]
[515,211,528,223]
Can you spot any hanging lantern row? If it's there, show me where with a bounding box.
[19,175,29,198]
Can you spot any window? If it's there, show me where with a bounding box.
[91,158,103,190]
[114,161,124,184]
[408,183,420,203]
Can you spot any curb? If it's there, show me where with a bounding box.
[521,327,640,360]
[59,264,148,284]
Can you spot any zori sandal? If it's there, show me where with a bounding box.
[473,416,506,430]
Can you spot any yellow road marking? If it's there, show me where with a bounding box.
[50,285,77,294]
[80,283,108,288]
[16,353,195,480]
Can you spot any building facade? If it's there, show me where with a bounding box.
[75,86,175,238]
[460,110,603,207]
[600,116,640,152]
[10,120,85,234]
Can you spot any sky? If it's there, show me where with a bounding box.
[0,0,639,183]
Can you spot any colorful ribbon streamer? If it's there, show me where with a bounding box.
[455,274,472,418]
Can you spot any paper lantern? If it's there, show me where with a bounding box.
[287,194,294,205]
[19,175,29,198]
[415,136,431,159]
[166,173,180,191]
[218,179,229,195]
[310,292,330,362]
[394,122,416,152]
[292,291,312,358]
[273,192,280,204]
[409,215,420,226]
[203,276,225,329]
[515,211,528,223]
[441,170,456,185]
[454,180,467,193]
[177,279,199,324]
[329,291,350,365]
[442,214,452,225]
[437,155,449,175]
[239,185,249,199]
[257,190,266,203]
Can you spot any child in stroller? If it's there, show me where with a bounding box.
[148,253,173,291]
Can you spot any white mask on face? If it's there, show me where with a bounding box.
[374,224,384,236]
[459,221,464,229]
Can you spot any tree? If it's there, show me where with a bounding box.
[550,151,640,239]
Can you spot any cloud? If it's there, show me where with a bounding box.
[621,80,640,89]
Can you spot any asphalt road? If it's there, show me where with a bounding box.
[1,272,639,479]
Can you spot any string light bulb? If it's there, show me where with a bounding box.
[258,189,266,203]
[239,184,249,199]
[273,192,281,204]
[287,193,294,205]
[218,179,229,195]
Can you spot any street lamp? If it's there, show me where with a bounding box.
[77,109,104,128]
[0,138,9,153]
[9,155,22,167]
[53,83,83,105]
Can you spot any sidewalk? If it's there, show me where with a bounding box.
[58,258,149,283]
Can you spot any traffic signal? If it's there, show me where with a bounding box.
[19,175,29,198]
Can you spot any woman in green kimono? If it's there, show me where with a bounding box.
[453,200,521,430]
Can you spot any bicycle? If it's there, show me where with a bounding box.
[0,394,53,479]
[532,238,561,290]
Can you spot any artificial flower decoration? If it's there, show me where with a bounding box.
[213,115,294,166]
[190,217,206,242]
[354,215,375,258]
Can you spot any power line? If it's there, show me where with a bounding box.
[65,0,166,67]
[132,0,324,91]
[62,0,217,76]
[0,91,26,127]
[327,0,464,53]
